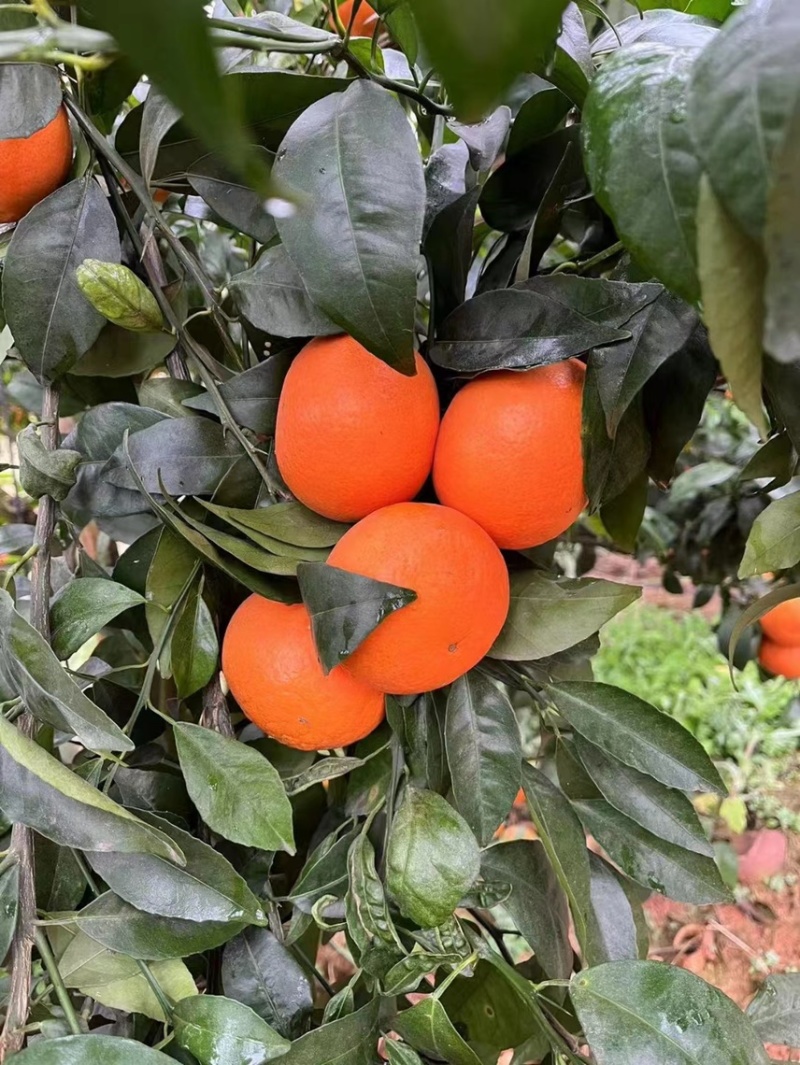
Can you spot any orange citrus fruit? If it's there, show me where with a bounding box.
[222,596,385,751]
[327,502,510,694]
[275,335,440,522]
[0,104,72,224]
[760,599,800,647]
[433,360,587,550]
[334,0,380,36]
[758,638,800,680]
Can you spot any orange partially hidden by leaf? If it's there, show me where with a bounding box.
[332,0,380,37]
[327,502,510,695]
[758,637,800,679]
[0,105,72,224]
[222,595,385,751]
[760,598,800,647]
[433,359,587,550]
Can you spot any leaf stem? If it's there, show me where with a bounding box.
[33,928,82,1036]
[136,960,174,1020]
[2,543,39,590]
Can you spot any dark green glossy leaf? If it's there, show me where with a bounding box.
[12,1036,177,1064]
[549,681,725,794]
[385,1042,424,1065]
[430,288,626,373]
[583,360,651,509]
[406,0,569,122]
[222,927,313,1039]
[449,108,511,173]
[3,178,121,382]
[764,100,800,365]
[507,85,571,157]
[174,995,291,1065]
[391,692,449,795]
[0,713,181,862]
[0,860,18,961]
[88,809,265,925]
[386,788,480,929]
[747,973,800,1046]
[0,61,61,139]
[593,9,719,54]
[573,799,729,903]
[75,891,243,960]
[518,275,662,330]
[76,260,165,333]
[174,722,295,854]
[572,960,769,1065]
[183,354,292,437]
[574,736,713,856]
[138,376,203,416]
[739,490,800,578]
[16,426,81,502]
[587,853,641,963]
[0,589,133,752]
[297,561,416,675]
[288,824,359,902]
[171,584,218,699]
[444,671,521,846]
[481,840,572,979]
[322,983,355,1024]
[189,150,277,244]
[197,500,349,549]
[50,578,145,661]
[278,998,379,1065]
[34,835,85,913]
[425,185,481,330]
[583,42,707,303]
[71,322,176,378]
[273,81,424,373]
[229,244,340,340]
[491,572,640,662]
[393,997,483,1065]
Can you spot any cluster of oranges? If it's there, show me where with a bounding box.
[223,336,586,750]
[758,600,800,680]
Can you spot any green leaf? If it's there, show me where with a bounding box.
[386,788,480,929]
[50,577,145,661]
[82,0,267,193]
[278,999,380,1065]
[0,589,134,752]
[747,973,800,1046]
[297,562,416,675]
[58,929,196,1023]
[174,995,291,1065]
[0,860,19,962]
[174,722,295,854]
[0,61,61,139]
[229,245,339,339]
[146,525,199,654]
[2,178,121,382]
[573,799,729,903]
[739,490,800,578]
[519,762,593,964]
[76,260,165,332]
[481,840,572,979]
[197,500,349,549]
[183,354,292,437]
[273,81,424,373]
[222,927,313,1039]
[87,809,265,925]
[72,322,177,378]
[188,150,278,244]
[549,681,725,794]
[13,1036,178,1064]
[727,582,800,676]
[583,360,651,510]
[587,853,643,963]
[444,671,521,846]
[572,960,770,1064]
[383,951,465,996]
[519,274,662,330]
[385,1042,424,1065]
[574,736,713,856]
[393,997,483,1065]
[35,836,90,913]
[430,288,627,374]
[696,175,768,436]
[507,85,572,157]
[490,572,640,662]
[171,584,219,698]
[16,425,81,502]
[75,891,244,960]
[764,102,800,365]
[583,41,707,303]
[688,0,799,241]
[288,824,359,902]
[345,832,405,977]
[406,0,569,122]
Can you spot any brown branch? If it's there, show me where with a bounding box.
[0,384,59,1058]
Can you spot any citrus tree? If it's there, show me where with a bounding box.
[0,0,797,1062]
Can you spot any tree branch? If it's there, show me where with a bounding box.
[0,383,59,1059]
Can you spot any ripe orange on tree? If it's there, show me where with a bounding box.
[222,596,385,751]
[333,0,380,37]
[758,638,800,680]
[760,598,800,646]
[433,359,587,550]
[275,335,440,522]
[327,501,510,694]
[0,64,73,225]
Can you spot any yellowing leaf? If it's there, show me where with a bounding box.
[76,259,166,332]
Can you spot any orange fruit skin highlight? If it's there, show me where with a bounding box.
[327,502,510,695]
[758,638,800,680]
[760,599,800,647]
[221,596,385,751]
[433,360,587,550]
[334,0,379,36]
[275,336,441,522]
[0,105,72,224]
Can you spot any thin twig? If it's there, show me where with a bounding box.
[33,929,81,1037]
[0,384,59,1059]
